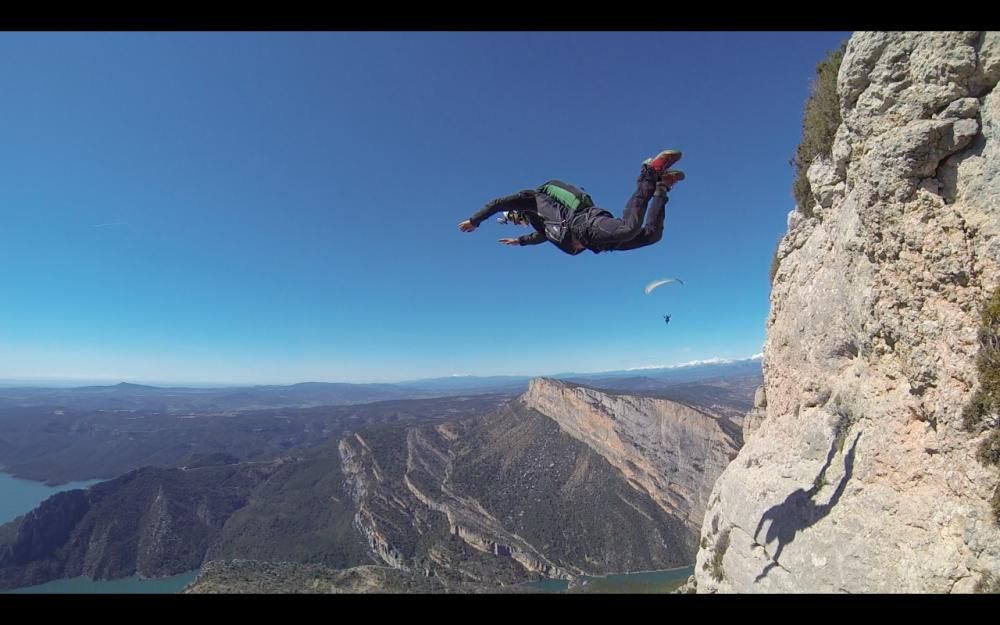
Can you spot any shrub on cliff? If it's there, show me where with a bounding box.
[964,287,1000,434]
[963,287,1000,526]
[790,43,847,218]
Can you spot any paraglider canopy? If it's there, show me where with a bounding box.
[644,277,684,295]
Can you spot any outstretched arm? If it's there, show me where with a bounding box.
[463,190,537,229]
[498,231,545,246]
[516,231,546,246]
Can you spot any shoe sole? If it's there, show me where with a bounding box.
[662,169,685,184]
[644,150,683,170]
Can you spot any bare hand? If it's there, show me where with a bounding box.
[499,238,520,246]
[458,219,476,232]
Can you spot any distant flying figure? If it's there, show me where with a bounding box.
[663,314,671,325]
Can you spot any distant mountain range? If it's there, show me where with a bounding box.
[400,355,763,390]
[0,356,762,410]
[0,381,442,412]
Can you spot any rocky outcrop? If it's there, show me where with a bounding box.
[402,426,572,578]
[338,427,538,583]
[522,378,742,534]
[339,433,410,570]
[338,402,695,581]
[697,31,1000,593]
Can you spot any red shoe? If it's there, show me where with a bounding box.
[660,169,685,189]
[642,149,682,173]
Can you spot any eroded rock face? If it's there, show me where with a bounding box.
[696,31,1000,593]
[339,393,708,580]
[522,378,742,535]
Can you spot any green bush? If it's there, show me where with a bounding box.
[975,570,1000,593]
[791,43,847,218]
[963,390,994,431]
[708,528,730,582]
[965,288,1000,435]
[992,485,1000,529]
[964,287,1000,525]
[976,288,1000,393]
[978,430,1000,467]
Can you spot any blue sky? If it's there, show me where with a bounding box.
[0,31,849,384]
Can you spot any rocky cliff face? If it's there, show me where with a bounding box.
[338,401,697,580]
[697,31,1000,593]
[522,378,742,534]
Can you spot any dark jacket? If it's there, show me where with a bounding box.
[469,189,610,256]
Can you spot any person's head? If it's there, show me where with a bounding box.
[497,210,530,226]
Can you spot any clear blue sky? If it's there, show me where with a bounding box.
[0,31,849,384]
